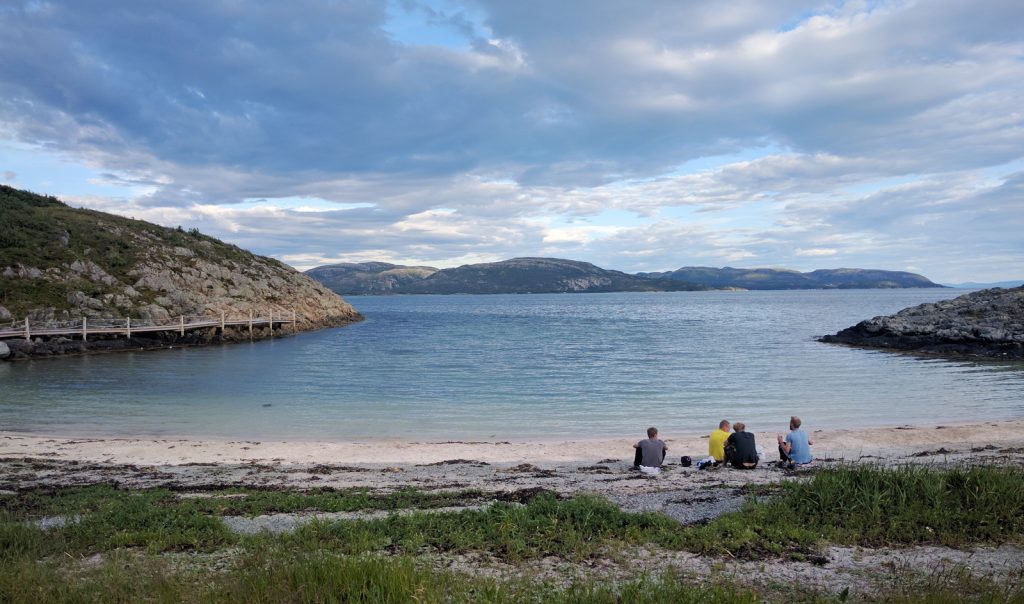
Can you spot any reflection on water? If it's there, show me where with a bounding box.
[1,289,1021,440]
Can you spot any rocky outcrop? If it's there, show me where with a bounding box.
[1,185,362,359]
[820,286,1024,359]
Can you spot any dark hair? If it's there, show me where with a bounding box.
[647,426,658,438]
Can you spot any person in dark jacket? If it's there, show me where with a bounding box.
[724,422,758,469]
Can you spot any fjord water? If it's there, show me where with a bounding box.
[1,290,1022,441]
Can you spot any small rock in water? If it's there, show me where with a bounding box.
[262,404,272,407]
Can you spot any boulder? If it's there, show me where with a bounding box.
[0,341,9,359]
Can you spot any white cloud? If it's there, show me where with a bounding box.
[0,0,1021,282]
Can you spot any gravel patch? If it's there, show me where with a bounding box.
[35,515,81,530]
[222,504,486,535]
[609,488,749,525]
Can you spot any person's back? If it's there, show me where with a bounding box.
[633,426,667,468]
[709,420,731,462]
[778,416,814,467]
[784,418,813,464]
[786,429,812,464]
[726,423,758,468]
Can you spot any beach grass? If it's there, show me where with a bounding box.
[3,484,490,518]
[289,492,679,562]
[2,464,1023,602]
[762,464,1024,547]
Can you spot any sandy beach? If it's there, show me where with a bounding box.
[4,420,1023,498]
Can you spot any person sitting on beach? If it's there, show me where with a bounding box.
[709,419,731,464]
[633,426,667,470]
[778,416,814,468]
[724,422,758,469]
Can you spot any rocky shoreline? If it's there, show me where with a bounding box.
[820,286,1024,359]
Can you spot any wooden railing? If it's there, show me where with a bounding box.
[0,310,298,341]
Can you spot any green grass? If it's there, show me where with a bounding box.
[5,465,1023,563]
[756,464,1024,547]
[2,484,488,519]
[0,549,761,604]
[1,465,1023,601]
[291,492,679,562]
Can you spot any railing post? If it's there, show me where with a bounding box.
[248,309,253,338]
[220,311,225,333]
[24,317,30,341]
[180,315,185,336]
[269,308,273,339]
[82,316,87,342]
[292,309,296,333]
[126,316,131,339]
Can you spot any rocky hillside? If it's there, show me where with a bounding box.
[639,266,942,289]
[305,262,438,295]
[820,286,1024,359]
[0,185,361,357]
[378,257,708,294]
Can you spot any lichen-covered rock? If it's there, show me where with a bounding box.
[821,286,1024,359]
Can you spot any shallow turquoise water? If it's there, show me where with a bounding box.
[1,289,1022,440]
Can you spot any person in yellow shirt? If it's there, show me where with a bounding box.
[709,419,731,463]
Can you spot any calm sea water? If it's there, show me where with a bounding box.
[1,290,1022,440]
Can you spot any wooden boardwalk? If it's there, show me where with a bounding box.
[0,310,297,341]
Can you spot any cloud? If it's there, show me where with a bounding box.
[2,170,14,181]
[1,0,1022,282]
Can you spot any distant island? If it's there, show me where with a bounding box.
[821,286,1024,359]
[638,266,943,290]
[306,258,943,295]
[307,257,709,295]
[0,185,361,360]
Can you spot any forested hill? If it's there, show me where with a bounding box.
[307,258,942,295]
[308,257,708,294]
[638,266,943,290]
[305,262,439,295]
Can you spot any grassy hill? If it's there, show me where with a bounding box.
[0,185,360,330]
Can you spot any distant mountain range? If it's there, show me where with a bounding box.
[945,280,1024,289]
[305,262,439,295]
[306,258,708,295]
[638,266,943,290]
[305,258,943,295]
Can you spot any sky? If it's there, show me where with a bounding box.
[1,0,1022,283]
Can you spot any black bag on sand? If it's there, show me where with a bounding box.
[680,455,692,467]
